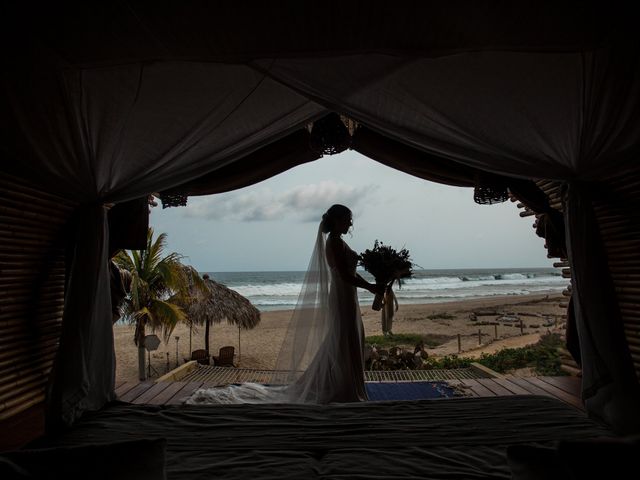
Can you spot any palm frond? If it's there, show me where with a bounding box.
[146,230,173,275]
[115,227,208,346]
[113,250,134,271]
[156,258,189,294]
[133,306,151,323]
[147,298,186,342]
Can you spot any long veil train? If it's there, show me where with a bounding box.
[187,223,337,405]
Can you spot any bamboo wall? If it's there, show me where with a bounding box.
[531,180,571,304]
[0,174,75,422]
[593,172,640,379]
[515,180,570,303]
[516,177,640,379]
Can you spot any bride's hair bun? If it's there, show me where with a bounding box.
[321,204,351,234]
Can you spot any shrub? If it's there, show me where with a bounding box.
[365,332,566,375]
[476,333,565,375]
[365,333,447,349]
[422,355,473,369]
[427,312,455,320]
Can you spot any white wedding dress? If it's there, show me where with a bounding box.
[187,225,368,405]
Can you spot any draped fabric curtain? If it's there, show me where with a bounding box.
[253,49,640,180]
[3,54,326,430]
[159,130,323,198]
[3,9,640,431]
[564,184,640,432]
[248,49,640,432]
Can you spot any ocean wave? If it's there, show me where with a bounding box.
[496,273,531,280]
[248,298,298,306]
[461,275,497,281]
[231,277,568,298]
[400,275,567,292]
[210,269,569,311]
[232,283,302,297]
[393,285,565,300]
[247,284,566,306]
[402,276,463,285]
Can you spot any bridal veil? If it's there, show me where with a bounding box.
[187,222,336,404]
[274,223,334,403]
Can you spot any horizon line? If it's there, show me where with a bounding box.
[197,265,560,273]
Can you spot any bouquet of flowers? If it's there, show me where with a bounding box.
[359,240,413,312]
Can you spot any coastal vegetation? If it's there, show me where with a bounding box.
[366,333,567,376]
[476,332,566,376]
[114,228,203,379]
[365,333,450,349]
[427,312,455,320]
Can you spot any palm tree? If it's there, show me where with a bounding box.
[114,228,203,380]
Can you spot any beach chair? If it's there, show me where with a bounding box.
[190,349,210,365]
[212,346,236,367]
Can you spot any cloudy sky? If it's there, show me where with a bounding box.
[150,150,553,272]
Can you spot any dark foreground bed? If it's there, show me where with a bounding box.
[14,395,613,479]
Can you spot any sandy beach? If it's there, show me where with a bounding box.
[114,292,566,383]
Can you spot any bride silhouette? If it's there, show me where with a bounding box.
[280,204,383,403]
[188,204,382,404]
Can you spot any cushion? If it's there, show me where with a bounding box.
[558,436,640,478]
[508,436,640,480]
[0,438,166,480]
[507,445,568,480]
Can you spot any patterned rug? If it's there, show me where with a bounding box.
[365,381,459,401]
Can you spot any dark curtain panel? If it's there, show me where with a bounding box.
[160,130,321,198]
[352,128,476,187]
[563,183,640,433]
[47,204,115,431]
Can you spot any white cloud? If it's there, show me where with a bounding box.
[183,181,378,222]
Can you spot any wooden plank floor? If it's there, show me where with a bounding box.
[117,376,584,411]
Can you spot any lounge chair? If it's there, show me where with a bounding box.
[212,346,236,367]
[190,349,210,365]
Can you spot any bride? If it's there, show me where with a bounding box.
[187,204,382,405]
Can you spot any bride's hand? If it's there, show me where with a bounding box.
[369,283,385,295]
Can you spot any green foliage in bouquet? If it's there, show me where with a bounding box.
[358,240,413,287]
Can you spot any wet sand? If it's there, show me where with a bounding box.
[114,292,566,383]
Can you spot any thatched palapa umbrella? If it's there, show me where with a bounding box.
[186,272,261,363]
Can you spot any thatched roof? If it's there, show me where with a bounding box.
[187,273,260,330]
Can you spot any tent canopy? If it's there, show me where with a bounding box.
[3,1,638,201]
[4,2,618,65]
[2,1,639,432]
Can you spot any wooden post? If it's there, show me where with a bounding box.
[457,334,461,353]
[478,329,482,345]
[238,326,241,366]
[520,319,524,335]
[138,345,147,381]
[138,323,147,381]
[174,336,180,368]
[494,324,498,339]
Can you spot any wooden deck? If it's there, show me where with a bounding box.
[446,375,584,410]
[115,374,584,411]
[175,365,491,385]
[1,374,583,451]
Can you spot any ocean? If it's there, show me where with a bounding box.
[204,268,569,312]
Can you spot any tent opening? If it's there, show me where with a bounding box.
[112,150,571,393]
